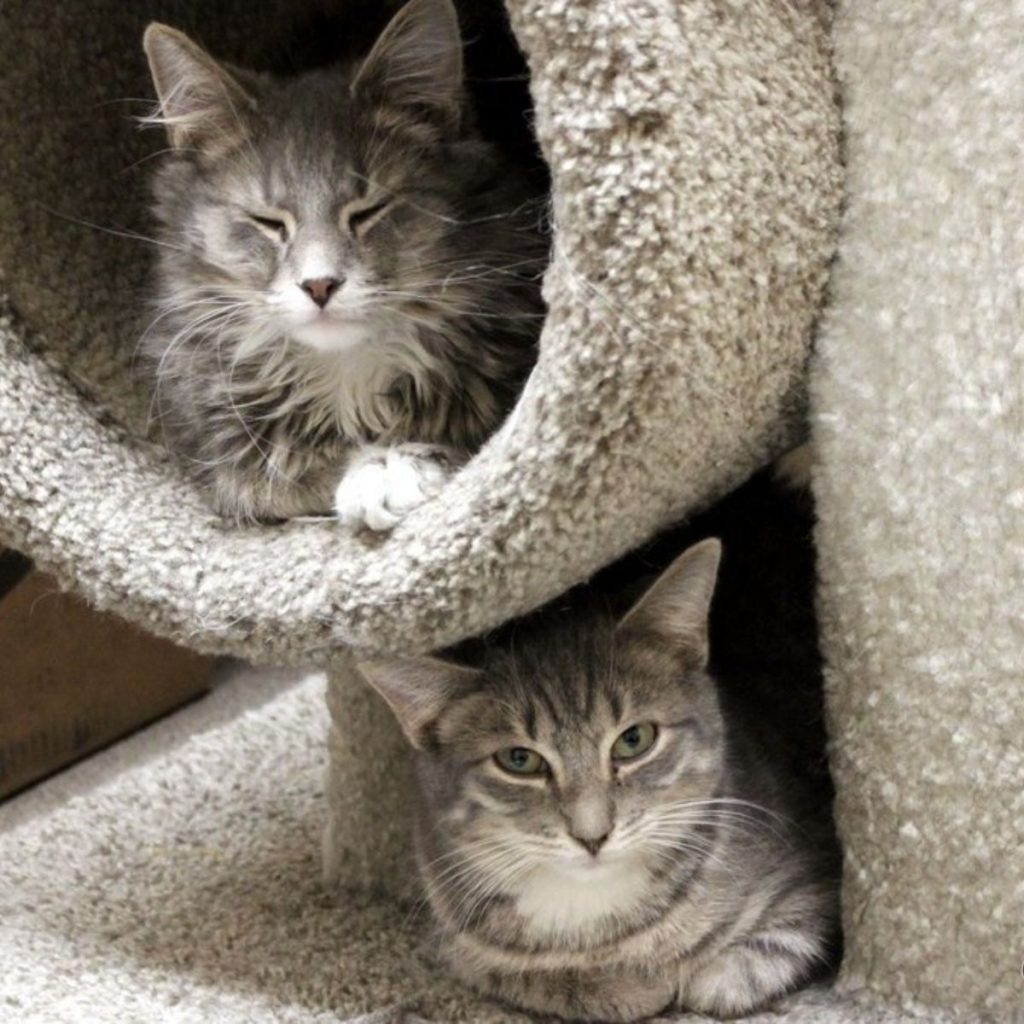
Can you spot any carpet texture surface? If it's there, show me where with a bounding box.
[811,1,1024,1018]
[0,665,962,1024]
[0,0,840,662]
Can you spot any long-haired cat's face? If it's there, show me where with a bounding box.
[144,0,488,355]
[362,539,724,943]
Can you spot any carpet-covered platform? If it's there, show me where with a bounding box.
[0,665,966,1024]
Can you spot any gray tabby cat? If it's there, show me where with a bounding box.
[360,539,838,1021]
[141,0,545,526]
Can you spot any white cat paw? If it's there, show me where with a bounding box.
[334,445,453,532]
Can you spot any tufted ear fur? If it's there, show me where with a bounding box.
[143,23,258,156]
[352,0,464,127]
[617,538,722,669]
[358,655,481,749]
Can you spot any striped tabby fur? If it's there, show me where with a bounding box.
[361,539,839,1021]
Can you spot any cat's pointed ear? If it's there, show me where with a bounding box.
[358,655,482,749]
[352,0,464,127]
[143,23,258,156]
[617,539,722,669]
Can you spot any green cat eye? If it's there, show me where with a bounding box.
[611,722,658,761]
[494,746,548,776]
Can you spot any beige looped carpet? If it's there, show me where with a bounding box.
[0,665,963,1024]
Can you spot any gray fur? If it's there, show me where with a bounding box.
[361,539,839,1021]
[141,0,546,522]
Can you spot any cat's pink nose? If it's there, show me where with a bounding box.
[301,277,341,309]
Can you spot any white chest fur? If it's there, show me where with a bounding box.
[514,858,649,939]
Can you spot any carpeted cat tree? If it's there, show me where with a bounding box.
[0,1,1019,1022]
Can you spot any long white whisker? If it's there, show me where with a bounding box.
[38,202,188,253]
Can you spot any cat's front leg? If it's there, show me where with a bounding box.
[334,443,461,532]
[204,445,343,523]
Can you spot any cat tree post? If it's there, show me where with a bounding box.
[811,2,1024,1017]
[323,652,415,895]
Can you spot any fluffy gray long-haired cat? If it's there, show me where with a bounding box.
[141,0,546,527]
[360,538,839,1021]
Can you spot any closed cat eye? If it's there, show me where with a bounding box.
[347,200,392,236]
[494,746,548,776]
[248,214,289,242]
[611,722,658,761]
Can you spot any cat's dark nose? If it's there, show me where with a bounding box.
[573,831,610,857]
[301,277,341,308]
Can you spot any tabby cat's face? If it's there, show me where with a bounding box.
[362,539,725,944]
[426,634,724,937]
[145,0,489,355]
